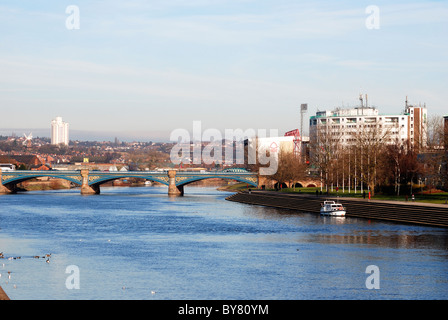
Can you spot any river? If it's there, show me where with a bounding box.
[0,186,447,300]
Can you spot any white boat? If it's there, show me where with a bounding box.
[320,200,346,216]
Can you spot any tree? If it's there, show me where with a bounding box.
[309,118,343,191]
[385,141,403,195]
[17,164,28,170]
[268,146,307,190]
[350,120,393,196]
[400,141,424,194]
[422,115,446,190]
[383,138,425,195]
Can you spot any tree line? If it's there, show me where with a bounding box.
[242,115,447,195]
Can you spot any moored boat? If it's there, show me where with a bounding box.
[320,200,346,216]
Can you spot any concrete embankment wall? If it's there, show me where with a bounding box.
[226,191,448,228]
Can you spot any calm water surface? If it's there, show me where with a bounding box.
[0,186,447,300]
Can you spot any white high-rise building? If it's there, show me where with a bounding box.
[51,117,69,146]
[309,98,427,149]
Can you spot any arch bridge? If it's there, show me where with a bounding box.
[0,168,258,196]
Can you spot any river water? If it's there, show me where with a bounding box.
[0,186,447,300]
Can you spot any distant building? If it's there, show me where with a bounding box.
[252,135,295,161]
[52,163,129,171]
[51,117,69,146]
[309,97,427,150]
[0,155,45,169]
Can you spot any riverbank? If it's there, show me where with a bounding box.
[216,182,250,192]
[0,286,9,300]
[17,178,71,191]
[226,190,448,228]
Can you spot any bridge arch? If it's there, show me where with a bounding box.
[87,175,169,187]
[274,182,288,189]
[1,174,82,187]
[176,175,258,188]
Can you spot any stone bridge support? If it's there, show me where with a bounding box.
[80,169,100,195]
[168,170,184,196]
[0,169,16,194]
[81,169,183,195]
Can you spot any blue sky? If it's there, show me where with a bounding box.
[1,0,447,141]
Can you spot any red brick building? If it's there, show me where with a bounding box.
[0,155,45,169]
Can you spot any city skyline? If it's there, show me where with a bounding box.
[1,1,447,141]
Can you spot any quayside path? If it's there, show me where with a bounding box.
[226,190,448,228]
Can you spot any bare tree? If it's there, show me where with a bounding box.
[385,139,403,195]
[269,147,308,190]
[310,119,343,192]
[422,115,445,189]
[351,120,393,196]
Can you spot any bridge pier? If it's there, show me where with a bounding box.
[0,184,17,194]
[80,169,100,195]
[0,183,14,194]
[0,170,15,194]
[168,170,183,196]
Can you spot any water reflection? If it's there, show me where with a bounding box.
[241,203,448,251]
[307,230,448,250]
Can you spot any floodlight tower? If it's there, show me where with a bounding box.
[300,103,307,139]
[300,103,307,161]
